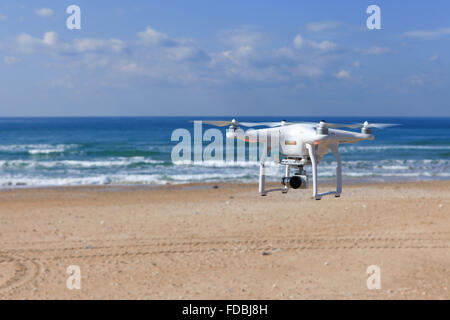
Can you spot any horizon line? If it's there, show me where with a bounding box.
[0,115,449,119]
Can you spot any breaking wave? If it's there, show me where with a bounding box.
[0,117,449,188]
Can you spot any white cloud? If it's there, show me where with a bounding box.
[4,56,20,65]
[36,8,54,18]
[137,27,209,63]
[115,61,140,73]
[167,46,208,61]
[15,31,58,53]
[10,28,206,81]
[14,31,127,55]
[275,46,295,58]
[309,40,337,51]
[359,46,389,55]
[353,61,360,67]
[307,21,341,32]
[294,34,337,51]
[290,32,339,52]
[16,33,38,53]
[293,34,304,49]
[137,27,177,47]
[430,54,439,61]
[70,38,125,53]
[210,42,296,83]
[335,70,350,79]
[401,27,450,39]
[0,13,6,21]
[42,32,57,46]
[6,26,343,87]
[219,27,265,47]
[215,46,252,71]
[295,65,323,78]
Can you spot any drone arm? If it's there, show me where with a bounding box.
[307,143,342,200]
[259,162,266,196]
[306,143,319,199]
[282,164,290,193]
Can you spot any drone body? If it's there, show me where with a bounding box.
[202,119,396,200]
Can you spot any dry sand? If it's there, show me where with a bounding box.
[0,180,449,300]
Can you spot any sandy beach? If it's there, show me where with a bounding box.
[0,180,449,300]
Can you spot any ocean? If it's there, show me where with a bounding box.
[0,117,449,188]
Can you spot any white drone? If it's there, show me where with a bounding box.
[203,119,398,200]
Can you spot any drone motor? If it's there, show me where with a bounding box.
[316,120,329,135]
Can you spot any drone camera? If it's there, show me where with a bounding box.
[281,174,308,189]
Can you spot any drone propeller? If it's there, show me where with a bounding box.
[242,120,292,127]
[199,119,288,128]
[239,122,284,127]
[197,119,400,130]
[356,121,400,129]
[316,120,400,129]
[201,120,234,127]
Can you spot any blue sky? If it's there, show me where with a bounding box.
[0,1,449,117]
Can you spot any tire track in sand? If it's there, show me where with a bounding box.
[0,232,448,264]
[0,232,448,292]
[0,253,41,294]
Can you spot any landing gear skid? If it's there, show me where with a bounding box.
[305,143,342,200]
[259,149,268,196]
[258,144,343,200]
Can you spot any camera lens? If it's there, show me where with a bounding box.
[289,175,302,189]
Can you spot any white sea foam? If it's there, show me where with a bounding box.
[0,153,448,187]
[168,172,258,181]
[29,149,64,155]
[172,159,278,168]
[0,157,164,169]
[0,144,78,154]
[1,169,449,188]
[340,145,450,153]
[379,165,410,170]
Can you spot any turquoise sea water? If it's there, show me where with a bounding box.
[0,117,448,188]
